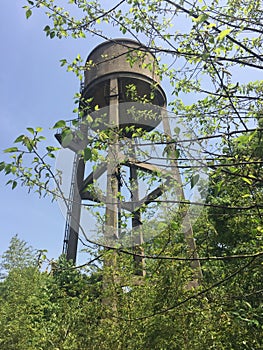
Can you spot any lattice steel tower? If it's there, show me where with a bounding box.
[57,39,202,283]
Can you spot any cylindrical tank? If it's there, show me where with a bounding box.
[82,39,166,133]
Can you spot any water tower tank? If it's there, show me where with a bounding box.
[82,39,166,133]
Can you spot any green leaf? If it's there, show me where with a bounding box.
[23,137,34,152]
[79,32,86,38]
[46,146,60,152]
[173,149,180,159]
[72,119,79,127]
[174,127,180,136]
[0,162,5,171]
[47,153,55,158]
[14,135,25,143]
[60,59,67,67]
[242,177,253,185]
[84,148,92,161]
[36,127,43,132]
[26,9,32,19]
[62,133,73,147]
[191,174,200,188]
[27,127,35,135]
[53,120,66,128]
[217,28,231,41]
[12,181,18,190]
[193,14,208,24]
[86,115,93,123]
[4,147,18,153]
[242,193,251,198]
[206,23,216,29]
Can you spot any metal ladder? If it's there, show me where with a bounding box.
[62,152,79,255]
[62,81,84,256]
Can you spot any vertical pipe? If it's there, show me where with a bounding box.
[130,151,146,276]
[105,78,119,241]
[103,78,119,311]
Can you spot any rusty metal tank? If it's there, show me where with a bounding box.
[82,39,166,133]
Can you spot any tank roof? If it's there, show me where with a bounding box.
[86,38,156,62]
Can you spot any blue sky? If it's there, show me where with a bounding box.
[1,1,257,264]
[0,1,101,262]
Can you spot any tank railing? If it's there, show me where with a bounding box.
[55,117,81,136]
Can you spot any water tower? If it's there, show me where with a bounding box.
[57,39,202,283]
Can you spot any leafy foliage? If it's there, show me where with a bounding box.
[0,236,262,349]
